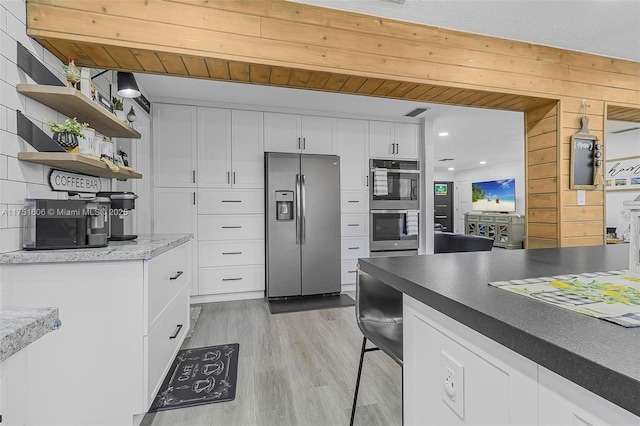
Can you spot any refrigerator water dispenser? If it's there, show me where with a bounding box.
[275,191,294,220]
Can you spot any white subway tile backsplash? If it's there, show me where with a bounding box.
[0,227,21,253]
[0,55,6,82]
[26,182,55,200]
[1,80,25,111]
[0,6,7,33]
[4,0,26,26]
[6,203,22,227]
[0,129,20,157]
[6,11,42,60]
[0,105,6,130]
[6,104,17,133]
[8,156,43,184]
[42,46,63,75]
[25,97,57,124]
[0,29,16,63]
[0,153,7,179]
[0,178,25,204]
[0,204,8,228]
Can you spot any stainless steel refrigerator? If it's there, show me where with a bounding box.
[265,153,341,298]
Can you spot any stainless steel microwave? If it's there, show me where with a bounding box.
[369,159,419,210]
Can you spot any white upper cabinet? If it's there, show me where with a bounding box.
[196,108,263,189]
[153,104,197,187]
[369,120,419,160]
[197,107,231,188]
[231,110,264,188]
[264,112,337,155]
[338,118,369,191]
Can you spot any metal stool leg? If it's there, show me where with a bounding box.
[350,336,367,426]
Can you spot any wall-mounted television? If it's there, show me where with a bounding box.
[472,179,516,213]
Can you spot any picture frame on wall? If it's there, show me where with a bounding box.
[605,156,640,191]
[97,92,113,113]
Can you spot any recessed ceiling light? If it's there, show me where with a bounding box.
[479,161,487,165]
[439,132,449,137]
[447,167,454,171]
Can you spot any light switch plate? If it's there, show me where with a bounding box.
[577,190,586,206]
[441,350,464,419]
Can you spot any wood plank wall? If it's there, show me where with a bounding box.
[25,0,640,248]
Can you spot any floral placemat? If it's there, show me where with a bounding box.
[490,271,640,327]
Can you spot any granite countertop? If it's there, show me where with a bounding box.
[0,234,192,264]
[1,307,61,362]
[358,244,640,417]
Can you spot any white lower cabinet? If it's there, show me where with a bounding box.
[199,265,265,295]
[0,241,191,425]
[199,240,265,267]
[341,259,360,284]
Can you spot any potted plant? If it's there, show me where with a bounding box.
[45,118,89,152]
[112,96,125,121]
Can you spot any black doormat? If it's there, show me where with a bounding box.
[148,344,239,413]
[268,294,355,314]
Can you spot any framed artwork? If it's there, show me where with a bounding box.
[605,156,640,191]
[97,92,113,113]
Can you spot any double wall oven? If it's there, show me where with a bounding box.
[369,159,420,256]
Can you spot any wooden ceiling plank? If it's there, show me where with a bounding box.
[73,42,115,68]
[372,80,401,96]
[453,91,489,106]
[183,56,210,78]
[491,95,528,110]
[131,50,166,74]
[403,84,436,100]
[386,81,418,98]
[442,89,479,105]
[471,92,512,108]
[340,76,367,93]
[429,87,466,103]
[287,69,312,87]
[356,78,385,94]
[306,71,331,89]
[156,52,188,75]
[250,64,271,84]
[322,73,349,91]
[47,39,96,67]
[228,61,251,82]
[103,46,143,71]
[205,59,231,80]
[416,86,450,101]
[268,67,292,85]
[38,38,66,62]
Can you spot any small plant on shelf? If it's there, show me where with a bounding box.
[111,96,124,112]
[45,117,89,152]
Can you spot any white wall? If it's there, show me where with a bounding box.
[605,126,640,234]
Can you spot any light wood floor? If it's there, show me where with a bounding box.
[141,296,402,426]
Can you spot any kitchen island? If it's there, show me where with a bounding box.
[357,244,640,425]
[0,234,192,426]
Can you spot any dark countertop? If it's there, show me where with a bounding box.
[357,244,640,417]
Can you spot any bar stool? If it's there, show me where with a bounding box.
[350,271,403,426]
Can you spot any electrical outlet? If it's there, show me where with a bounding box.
[441,351,464,419]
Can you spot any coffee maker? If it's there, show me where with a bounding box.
[97,191,138,241]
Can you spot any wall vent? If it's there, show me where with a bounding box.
[609,127,640,134]
[438,158,454,162]
[404,107,429,117]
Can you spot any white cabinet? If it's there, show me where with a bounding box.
[264,112,337,155]
[0,243,191,425]
[338,118,369,190]
[369,120,419,160]
[197,108,264,188]
[153,187,198,294]
[153,103,197,187]
[341,191,368,213]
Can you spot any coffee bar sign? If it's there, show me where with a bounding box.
[49,170,102,193]
[606,156,640,191]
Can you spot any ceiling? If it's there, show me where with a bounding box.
[135,0,638,174]
[293,0,640,62]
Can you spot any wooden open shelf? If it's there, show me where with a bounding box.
[18,152,142,179]
[16,84,141,139]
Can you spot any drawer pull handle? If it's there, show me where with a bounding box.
[348,200,360,203]
[348,270,357,273]
[348,247,360,250]
[169,271,184,280]
[223,252,243,255]
[347,224,359,227]
[222,226,242,229]
[222,277,243,281]
[222,200,242,203]
[169,324,183,339]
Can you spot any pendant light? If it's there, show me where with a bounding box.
[116,71,141,98]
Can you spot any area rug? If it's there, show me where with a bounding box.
[148,344,239,412]
[490,270,640,327]
[184,306,201,339]
[268,294,355,314]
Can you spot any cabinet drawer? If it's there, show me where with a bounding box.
[145,284,189,406]
[147,242,190,330]
[341,191,367,213]
[341,237,368,259]
[198,189,264,214]
[199,240,265,267]
[341,214,368,237]
[199,265,265,295]
[493,216,512,223]
[198,215,264,241]
[341,260,359,284]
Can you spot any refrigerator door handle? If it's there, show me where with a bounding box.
[296,173,301,245]
[301,174,306,245]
